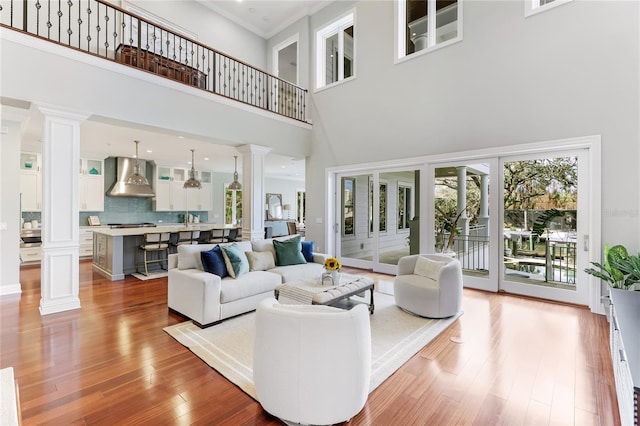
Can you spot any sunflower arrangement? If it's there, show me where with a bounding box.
[323,257,342,272]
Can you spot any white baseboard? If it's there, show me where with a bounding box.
[0,283,22,296]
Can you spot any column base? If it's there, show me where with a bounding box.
[39,297,81,315]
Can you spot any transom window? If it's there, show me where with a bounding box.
[525,0,573,17]
[316,12,355,90]
[397,0,462,61]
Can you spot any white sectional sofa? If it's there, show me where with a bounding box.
[167,237,327,327]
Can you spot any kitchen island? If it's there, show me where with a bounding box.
[92,224,239,281]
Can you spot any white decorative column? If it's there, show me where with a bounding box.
[456,166,469,235]
[238,144,271,241]
[38,106,87,315]
[478,173,490,237]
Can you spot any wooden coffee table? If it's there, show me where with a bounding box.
[274,273,375,314]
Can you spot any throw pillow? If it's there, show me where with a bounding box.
[301,241,314,262]
[221,243,250,278]
[245,251,276,271]
[273,235,307,266]
[200,246,228,278]
[413,256,447,281]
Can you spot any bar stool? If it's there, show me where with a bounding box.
[209,229,225,243]
[171,230,200,253]
[224,228,239,242]
[137,232,171,276]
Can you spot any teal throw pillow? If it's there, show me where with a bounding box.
[273,235,307,266]
[221,243,250,278]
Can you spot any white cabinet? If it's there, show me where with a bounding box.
[154,166,187,211]
[609,289,640,426]
[79,158,104,211]
[20,152,41,212]
[186,170,213,211]
[79,228,95,258]
[20,247,41,264]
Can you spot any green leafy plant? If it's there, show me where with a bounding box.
[585,244,639,290]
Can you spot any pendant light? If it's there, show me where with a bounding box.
[183,149,202,189]
[125,140,151,186]
[228,155,242,190]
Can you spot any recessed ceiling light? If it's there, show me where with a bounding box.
[204,157,209,161]
[146,149,152,153]
[281,165,286,169]
[178,136,184,139]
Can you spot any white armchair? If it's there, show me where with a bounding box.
[394,254,463,318]
[253,298,371,425]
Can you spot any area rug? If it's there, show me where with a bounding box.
[131,271,168,281]
[164,292,461,399]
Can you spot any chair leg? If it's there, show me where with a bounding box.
[144,250,149,276]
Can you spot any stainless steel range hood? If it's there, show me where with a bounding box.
[107,157,155,197]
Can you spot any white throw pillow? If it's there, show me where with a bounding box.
[177,244,216,270]
[245,251,276,271]
[413,256,447,281]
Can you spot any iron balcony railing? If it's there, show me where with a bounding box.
[449,233,577,285]
[0,0,308,122]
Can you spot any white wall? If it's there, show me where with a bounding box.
[1,112,25,295]
[298,0,639,254]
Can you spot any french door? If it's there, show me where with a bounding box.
[498,149,590,305]
[331,139,597,307]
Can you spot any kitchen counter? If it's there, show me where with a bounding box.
[92,224,240,280]
[91,224,237,237]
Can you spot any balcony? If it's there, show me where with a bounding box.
[0,0,308,122]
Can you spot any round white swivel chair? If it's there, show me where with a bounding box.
[394,254,463,318]
[253,298,371,425]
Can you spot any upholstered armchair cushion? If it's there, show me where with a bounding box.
[253,298,371,425]
[394,254,463,318]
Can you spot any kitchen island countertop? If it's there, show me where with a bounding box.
[91,224,239,237]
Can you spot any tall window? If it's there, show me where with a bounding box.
[296,190,306,224]
[316,12,355,89]
[525,0,572,17]
[342,178,355,236]
[369,179,388,234]
[398,185,413,230]
[397,0,462,60]
[224,187,242,225]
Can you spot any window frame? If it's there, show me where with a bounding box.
[525,0,573,17]
[315,10,356,91]
[397,182,414,231]
[342,177,356,237]
[224,185,242,226]
[395,0,463,64]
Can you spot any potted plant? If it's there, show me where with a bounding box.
[584,244,640,290]
[585,244,640,321]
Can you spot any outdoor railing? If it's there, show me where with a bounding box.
[0,0,308,122]
[448,233,576,285]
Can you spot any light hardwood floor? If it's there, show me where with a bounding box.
[1,262,619,425]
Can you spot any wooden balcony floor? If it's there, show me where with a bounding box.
[0,261,619,425]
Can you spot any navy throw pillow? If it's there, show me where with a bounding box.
[301,241,314,262]
[200,245,228,278]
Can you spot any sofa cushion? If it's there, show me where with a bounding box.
[273,235,307,266]
[251,239,276,257]
[220,271,282,303]
[301,241,314,262]
[245,251,276,271]
[270,262,324,283]
[200,246,228,278]
[221,243,250,278]
[413,256,447,281]
[178,243,216,270]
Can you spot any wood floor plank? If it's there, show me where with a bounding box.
[0,261,620,425]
